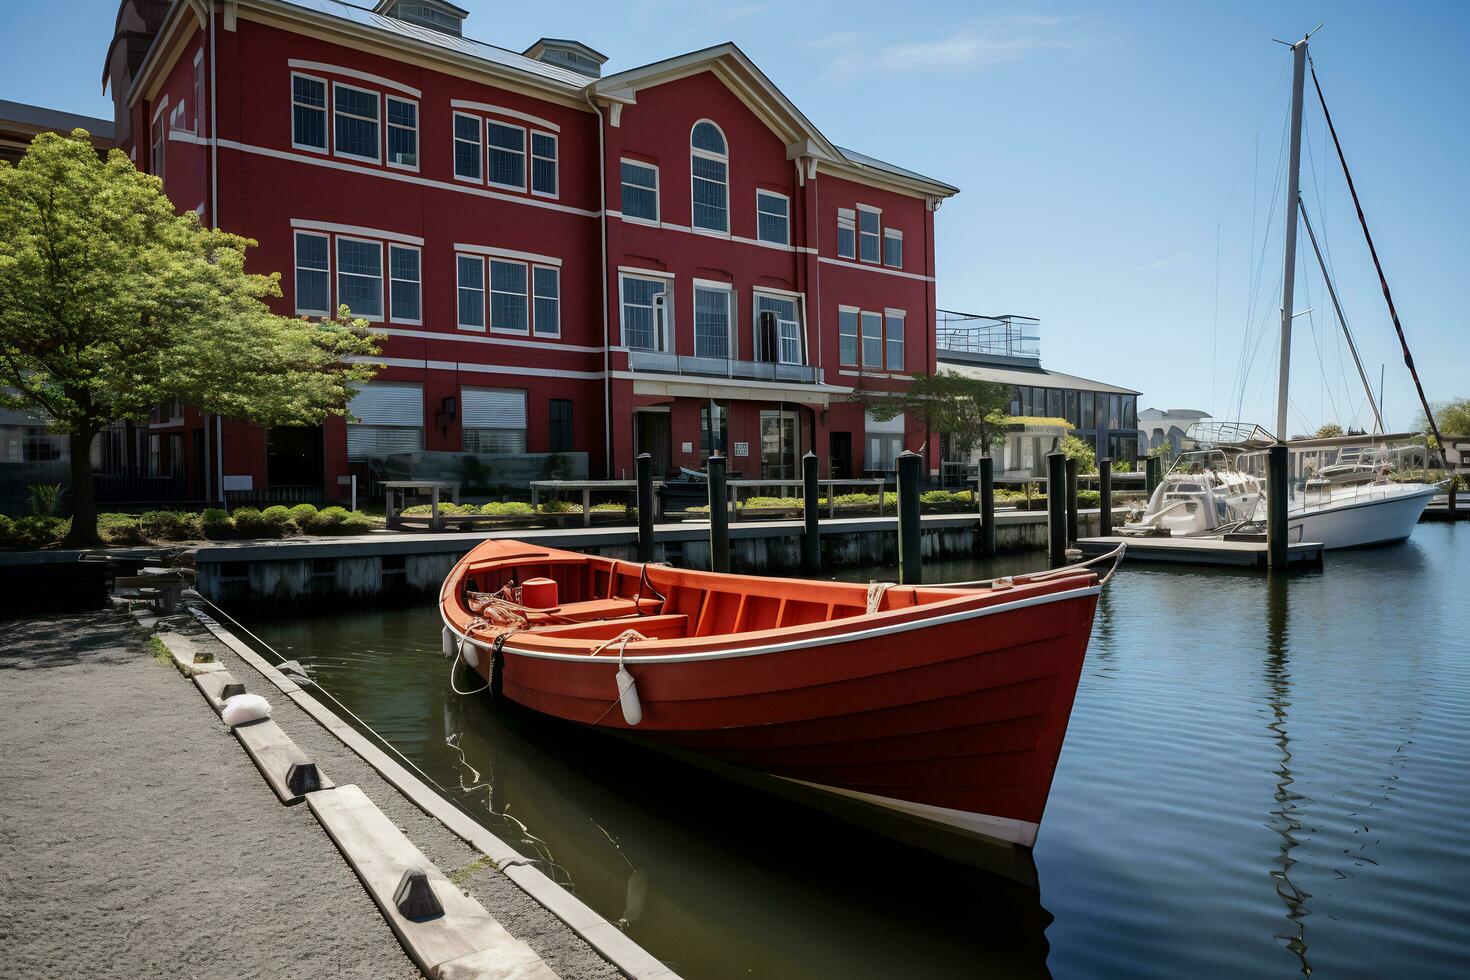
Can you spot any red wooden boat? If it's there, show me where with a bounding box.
[439,540,1120,860]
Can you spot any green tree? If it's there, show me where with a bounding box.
[0,130,380,544]
[1423,398,1470,437]
[861,371,1013,460]
[1314,423,1344,438]
[1060,434,1097,474]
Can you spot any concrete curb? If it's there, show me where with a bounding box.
[233,717,336,804]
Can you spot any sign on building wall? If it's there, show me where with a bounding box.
[734,441,749,457]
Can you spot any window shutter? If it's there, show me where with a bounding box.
[349,382,424,425]
[462,387,526,428]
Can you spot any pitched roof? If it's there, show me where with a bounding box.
[0,99,116,141]
[937,356,1141,396]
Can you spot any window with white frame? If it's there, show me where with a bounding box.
[838,307,860,365]
[620,275,668,351]
[294,231,331,315]
[193,55,204,133]
[291,74,326,150]
[388,244,420,323]
[884,310,905,370]
[531,132,557,196]
[756,190,789,245]
[693,284,731,359]
[883,228,903,268]
[333,83,380,162]
[532,266,560,337]
[860,310,883,367]
[836,208,856,259]
[336,238,383,319]
[461,387,527,455]
[347,381,424,459]
[620,160,658,222]
[487,121,525,190]
[457,255,485,330]
[690,120,728,233]
[755,293,803,365]
[150,115,165,181]
[453,112,481,180]
[858,206,881,262]
[386,96,417,168]
[489,259,528,332]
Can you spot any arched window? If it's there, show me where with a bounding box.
[690,120,729,233]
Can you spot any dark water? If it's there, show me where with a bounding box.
[246,525,1470,978]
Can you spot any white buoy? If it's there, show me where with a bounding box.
[460,637,480,670]
[442,626,455,659]
[616,666,642,726]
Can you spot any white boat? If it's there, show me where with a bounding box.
[1121,449,1263,537]
[1278,482,1439,549]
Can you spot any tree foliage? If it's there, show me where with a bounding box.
[1423,398,1470,437]
[861,371,1013,459]
[1060,434,1097,474]
[1313,423,1344,438]
[0,130,380,543]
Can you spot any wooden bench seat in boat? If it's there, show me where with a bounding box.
[531,614,690,641]
[526,596,664,624]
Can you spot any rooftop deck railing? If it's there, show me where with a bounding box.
[935,312,1041,360]
[627,350,823,385]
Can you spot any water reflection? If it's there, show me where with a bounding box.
[1264,574,1311,975]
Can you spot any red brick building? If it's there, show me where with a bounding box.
[106,0,958,501]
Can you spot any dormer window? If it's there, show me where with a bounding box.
[522,38,609,79]
[375,0,466,37]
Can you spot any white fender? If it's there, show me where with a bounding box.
[460,636,480,670]
[442,626,455,659]
[616,665,642,726]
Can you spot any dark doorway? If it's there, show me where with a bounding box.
[635,411,672,477]
[267,425,324,490]
[829,431,852,479]
[192,428,206,499]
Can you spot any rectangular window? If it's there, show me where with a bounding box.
[858,206,881,263]
[456,255,484,330]
[347,381,424,459]
[532,266,559,337]
[837,208,856,259]
[486,121,525,190]
[756,293,802,365]
[291,74,326,151]
[700,402,728,457]
[620,275,667,351]
[150,117,165,181]
[336,237,382,319]
[691,155,728,232]
[388,244,420,323]
[883,228,903,268]
[294,231,330,315]
[386,96,417,168]
[549,399,573,453]
[489,259,528,332]
[694,285,731,359]
[860,311,883,367]
[453,112,481,181]
[193,56,204,133]
[620,160,658,222]
[531,132,557,197]
[884,310,905,371]
[756,190,789,245]
[838,308,859,365]
[461,387,527,455]
[333,83,379,162]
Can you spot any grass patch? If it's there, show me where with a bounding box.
[148,634,173,666]
[446,854,498,891]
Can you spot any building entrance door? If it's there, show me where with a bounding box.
[266,425,324,492]
[829,432,852,479]
[760,410,799,479]
[634,411,672,477]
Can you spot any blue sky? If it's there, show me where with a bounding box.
[2,0,1466,434]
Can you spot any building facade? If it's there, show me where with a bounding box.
[104,0,958,502]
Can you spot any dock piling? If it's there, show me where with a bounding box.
[802,451,820,573]
[1099,457,1113,537]
[635,453,654,563]
[1065,456,1080,545]
[1047,451,1067,568]
[896,450,923,584]
[708,452,730,573]
[1145,455,1161,498]
[1267,443,1289,569]
[979,455,996,558]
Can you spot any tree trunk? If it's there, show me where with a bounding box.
[63,431,100,547]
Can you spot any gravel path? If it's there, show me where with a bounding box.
[0,609,620,980]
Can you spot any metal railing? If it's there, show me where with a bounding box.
[627,350,822,384]
[935,311,1041,360]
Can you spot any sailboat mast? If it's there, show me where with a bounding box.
[1275,36,1309,442]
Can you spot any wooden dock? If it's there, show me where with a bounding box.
[1076,534,1324,569]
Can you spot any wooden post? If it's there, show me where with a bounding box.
[1449,475,1458,516]
[1064,455,1079,545]
[896,450,922,584]
[1046,451,1067,568]
[801,451,820,573]
[979,455,996,558]
[1145,455,1161,498]
[1098,457,1113,537]
[708,452,729,573]
[1267,443,1289,569]
[635,453,654,563]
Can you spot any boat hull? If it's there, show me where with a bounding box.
[1285,483,1438,549]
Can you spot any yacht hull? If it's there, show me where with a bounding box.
[1286,484,1438,549]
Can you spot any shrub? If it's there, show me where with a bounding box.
[305,506,373,535]
[335,510,374,534]
[137,510,203,541]
[28,483,64,517]
[7,515,68,547]
[401,502,474,517]
[97,513,145,545]
[0,514,16,547]
[538,498,576,514]
[741,496,802,511]
[230,506,269,537]
[201,508,234,539]
[288,504,319,527]
[589,502,628,513]
[479,501,534,516]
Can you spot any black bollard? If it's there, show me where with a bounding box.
[801,451,820,573]
[979,455,996,558]
[635,452,654,563]
[1267,443,1289,569]
[1046,451,1067,568]
[1449,475,1458,517]
[1098,456,1113,537]
[1065,455,1079,545]
[1145,454,1161,498]
[896,450,923,584]
[708,452,729,573]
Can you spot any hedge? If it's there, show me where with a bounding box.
[0,504,376,549]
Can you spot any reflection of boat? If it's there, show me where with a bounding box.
[439,539,1119,859]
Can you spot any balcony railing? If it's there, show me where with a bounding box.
[935,311,1041,361]
[627,350,823,385]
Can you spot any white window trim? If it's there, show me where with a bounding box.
[531,265,561,339]
[387,243,422,326]
[384,94,419,173]
[837,304,861,367]
[332,81,381,165]
[452,111,482,184]
[859,309,884,369]
[455,253,486,333]
[883,227,904,268]
[619,158,660,225]
[335,234,384,322]
[692,281,735,361]
[288,59,421,98]
[485,119,527,193]
[857,203,883,265]
[293,230,332,317]
[530,131,558,199]
[755,189,790,246]
[449,100,560,133]
[453,243,561,267]
[836,207,856,260]
[290,72,328,154]
[192,51,204,133]
[752,288,807,367]
[619,273,674,353]
[883,308,906,371]
[289,218,422,246]
[690,118,730,237]
[488,257,530,335]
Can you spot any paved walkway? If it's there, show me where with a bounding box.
[0,610,619,980]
